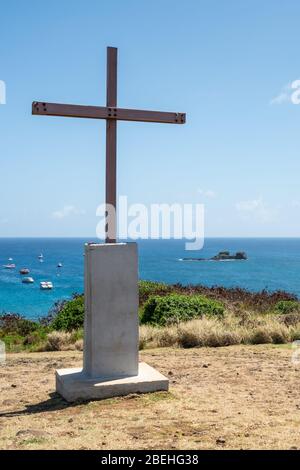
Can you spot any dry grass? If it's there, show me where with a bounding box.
[39,311,300,352]
[1,345,300,450]
[139,325,179,349]
[139,314,300,350]
[177,318,242,348]
[43,332,75,352]
[74,339,83,351]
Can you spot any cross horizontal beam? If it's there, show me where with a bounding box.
[32,101,186,124]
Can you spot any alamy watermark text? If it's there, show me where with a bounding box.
[96,196,204,250]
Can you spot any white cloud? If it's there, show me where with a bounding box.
[235,198,277,223]
[197,189,217,198]
[52,205,86,219]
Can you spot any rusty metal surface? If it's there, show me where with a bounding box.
[32,46,186,243]
[105,47,117,243]
[32,102,186,124]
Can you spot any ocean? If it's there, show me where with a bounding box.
[0,238,300,319]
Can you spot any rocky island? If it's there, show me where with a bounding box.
[212,251,247,260]
[182,251,247,262]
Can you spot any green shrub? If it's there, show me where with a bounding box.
[1,333,24,352]
[23,329,47,346]
[139,280,171,304]
[274,300,300,315]
[141,293,224,326]
[50,295,84,331]
[0,313,39,336]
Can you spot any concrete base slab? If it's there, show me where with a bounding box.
[56,362,169,402]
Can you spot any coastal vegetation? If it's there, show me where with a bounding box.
[1,280,300,352]
[141,293,224,326]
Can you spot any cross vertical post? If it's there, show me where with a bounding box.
[105,47,117,243]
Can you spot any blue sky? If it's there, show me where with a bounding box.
[1,0,300,237]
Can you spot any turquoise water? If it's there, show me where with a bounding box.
[0,238,300,319]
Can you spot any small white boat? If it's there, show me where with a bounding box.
[38,254,44,259]
[3,264,16,269]
[8,257,13,261]
[40,281,53,290]
[22,277,34,284]
[57,262,63,268]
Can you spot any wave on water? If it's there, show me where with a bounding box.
[178,258,239,262]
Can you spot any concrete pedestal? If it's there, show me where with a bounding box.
[56,362,168,402]
[56,243,169,402]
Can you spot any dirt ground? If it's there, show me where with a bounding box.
[1,344,300,450]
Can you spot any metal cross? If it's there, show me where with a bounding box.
[32,47,186,243]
